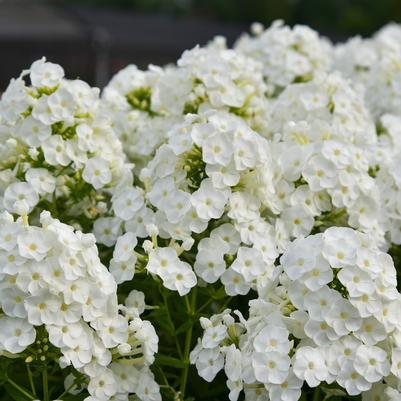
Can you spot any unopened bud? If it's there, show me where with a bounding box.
[117,343,131,355]
[146,224,159,237]
[143,240,153,254]
[251,22,264,36]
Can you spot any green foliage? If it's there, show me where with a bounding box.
[126,87,157,116]
[51,122,77,140]
[183,145,207,192]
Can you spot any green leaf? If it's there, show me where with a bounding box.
[321,386,348,400]
[175,319,197,335]
[212,286,229,300]
[0,359,10,385]
[3,384,31,401]
[155,354,187,369]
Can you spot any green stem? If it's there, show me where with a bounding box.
[56,380,77,400]
[161,290,183,360]
[184,295,191,312]
[195,297,214,314]
[26,364,37,397]
[218,296,232,313]
[180,288,198,400]
[312,387,320,401]
[7,379,35,400]
[42,368,49,401]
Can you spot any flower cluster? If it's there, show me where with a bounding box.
[333,25,401,248]
[102,39,269,167]
[191,227,401,400]
[0,211,158,401]
[3,19,401,401]
[235,20,332,96]
[0,58,131,229]
[334,23,401,120]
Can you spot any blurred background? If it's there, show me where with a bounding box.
[1,0,401,90]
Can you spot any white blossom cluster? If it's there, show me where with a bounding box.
[0,58,131,224]
[3,18,401,401]
[0,211,159,401]
[334,24,401,120]
[235,20,332,96]
[333,25,401,248]
[191,227,401,401]
[101,39,270,166]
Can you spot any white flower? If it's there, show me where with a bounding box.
[24,290,62,325]
[135,371,161,401]
[304,317,340,345]
[253,325,290,354]
[17,228,52,261]
[202,131,234,166]
[112,187,144,221]
[202,324,227,348]
[146,247,196,295]
[210,223,241,255]
[224,345,242,382]
[322,227,358,267]
[25,168,56,195]
[227,379,243,401]
[113,232,138,263]
[3,182,39,215]
[83,157,112,189]
[93,316,129,348]
[337,266,375,297]
[124,290,146,317]
[267,370,303,401]
[0,316,36,353]
[190,179,229,220]
[93,217,122,246]
[195,348,224,382]
[325,298,362,336]
[300,255,333,291]
[30,58,64,88]
[110,363,138,394]
[354,345,390,383]
[163,263,197,296]
[293,346,328,387]
[231,247,266,282]
[163,190,192,224]
[146,247,180,278]
[280,236,320,280]
[109,257,136,284]
[281,206,315,238]
[194,238,227,283]
[17,116,52,147]
[42,135,71,166]
[337,360,372,395]
[252,351,290,384]
[354,317,387,345]
[0,286,27,318]
[87,368,117,400]
[47,87,75,123]
[221,267,251,296]
[302,155,337,192]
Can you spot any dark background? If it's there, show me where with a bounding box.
[1,0,401,90]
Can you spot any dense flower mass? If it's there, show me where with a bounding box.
[191,227,401,400]
[0,58,132,230]
[2,19,401,401]
[0,211,158,401]
[235,20,332,96]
